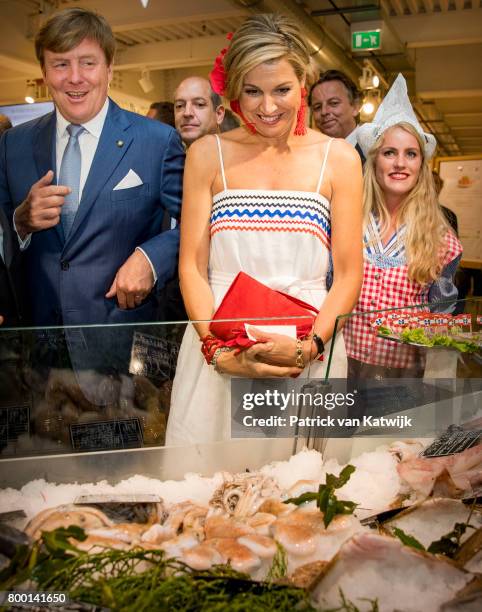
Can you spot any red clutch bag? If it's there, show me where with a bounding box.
[209,272,318,348]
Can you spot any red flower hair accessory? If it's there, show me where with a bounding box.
[209,32,257,134]
[209,32,232,96]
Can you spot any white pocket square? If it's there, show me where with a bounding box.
[113,169,143,190]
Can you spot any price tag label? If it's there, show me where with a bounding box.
[421,425,481,457]
[129,331,179,381]
[0,404,30,449]
[70,418,143,452]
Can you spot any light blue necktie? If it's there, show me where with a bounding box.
[59,123,84,236]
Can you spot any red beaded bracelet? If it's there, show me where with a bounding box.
[201,334,227,365]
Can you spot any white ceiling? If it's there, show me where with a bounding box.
[1,0,481,156]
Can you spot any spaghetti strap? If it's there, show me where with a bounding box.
[214,134,227,191]
[316,138,333,193]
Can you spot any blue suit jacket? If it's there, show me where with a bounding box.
[0,99,185,326]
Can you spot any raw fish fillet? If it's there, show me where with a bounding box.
[312,532,472,612]
[398,444,482,499]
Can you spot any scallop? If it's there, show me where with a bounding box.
[160,532,199,558]
[87,523,147,545]
[238,534,277,559]
[141,523,170,544]
[204,515,254,539]
[274,522,317,557]
[207,537,261,573]
[246,512,277,535]
[182,543,224,570]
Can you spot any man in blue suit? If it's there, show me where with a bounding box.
[0,8,184,326]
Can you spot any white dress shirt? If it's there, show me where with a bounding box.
[345,127,358,147]
[55,97,109,200]
[16,98,156,281]
[15,99,108,248]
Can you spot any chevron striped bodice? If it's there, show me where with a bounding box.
[207,135,333,306]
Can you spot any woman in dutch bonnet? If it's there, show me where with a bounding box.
[344,75,463,379]
[166,14,363,446]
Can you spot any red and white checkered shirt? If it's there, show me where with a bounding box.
[344,216,462,369]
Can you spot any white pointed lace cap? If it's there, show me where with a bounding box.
[356,73,437,159]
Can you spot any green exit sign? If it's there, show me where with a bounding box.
[352,30,381,51]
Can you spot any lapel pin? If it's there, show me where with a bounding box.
[116,140,124,147]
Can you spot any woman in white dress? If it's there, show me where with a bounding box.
[166,14,363,446]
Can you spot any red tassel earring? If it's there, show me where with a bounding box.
[230,100,257,135]
[294,87,307,136]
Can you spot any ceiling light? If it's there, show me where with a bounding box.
[138,69,154,93]
[359,62,383,91]
[360,89,381,118]
[140,0,149,7]
[25,81,36,104]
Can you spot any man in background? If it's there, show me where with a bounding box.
[147,101,175,127]
[432,170,458,235]
[309,71,364,290]
[431,170,478,312]
[160,77,225,321]
[220,109,240,133]
[309,70,364,162]
[174,76,224,147]
[0,114,12,134]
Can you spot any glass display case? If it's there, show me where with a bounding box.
[1,303,479,611]
[319,297,482,462]
[326,297,481,380]
[0,316,312,487]
[0,300,480,487]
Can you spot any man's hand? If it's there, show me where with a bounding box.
[14,170,71,239]
[105,249,155,309]
[0,315,3,325]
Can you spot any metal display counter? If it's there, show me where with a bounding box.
[0,438,294,489]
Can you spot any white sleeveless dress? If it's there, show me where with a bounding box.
[166,136,346,446]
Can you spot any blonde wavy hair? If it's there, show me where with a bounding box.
[364,122,448,284]
[223,13,315,101]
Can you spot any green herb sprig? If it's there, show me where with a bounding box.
[1,527,315,612]
[391,527,425,551]
[266,541,288,582]
[427,522,474,557]
[391,504,476,559]
[284,465,357,528]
